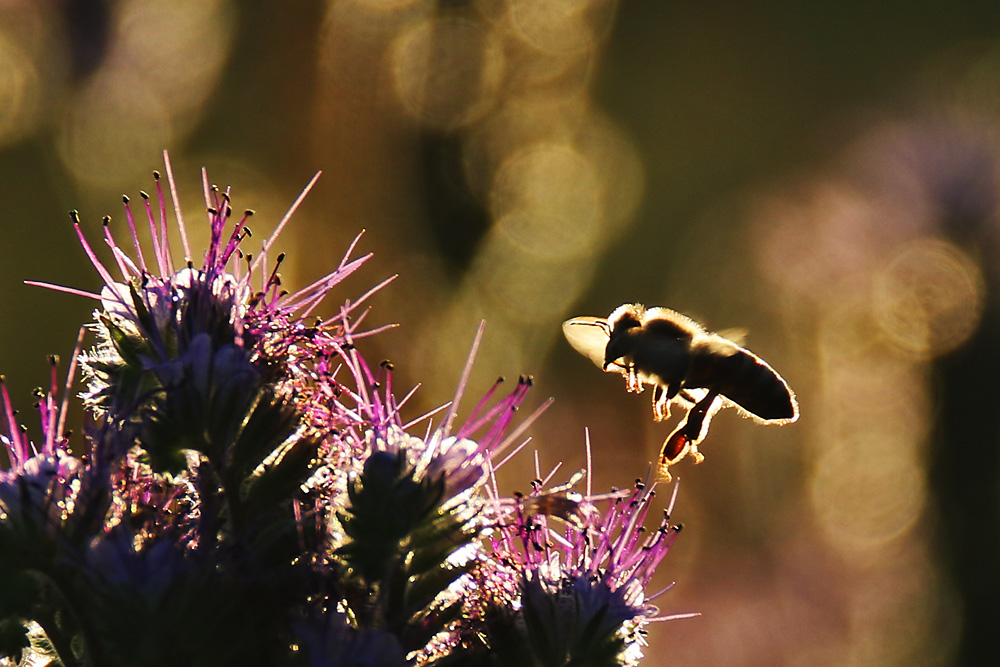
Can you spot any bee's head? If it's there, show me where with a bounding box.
[604,304,644,369]
[607,304,644,334]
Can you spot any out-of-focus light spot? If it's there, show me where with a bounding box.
[810,429,926,554]
[816,300,932,433]
[503,40,593,99]
[506,0,596,54]
[845,550,961,666]
[345,0,421,10]
[873,238,983,358]
[117,0,235,122]
[321,0,425,51]
[0,35,41,146]
[812,305,931,555]
[573,111,645,230]
[391,17,504,129]
[752,183,891,300]
[491,143,601,240]
[496,210,595,260]
[57,69,173,188]
[948,42,1000,122]
[477,233,591,323]
[462,97,589,198]
[56,0,234,188]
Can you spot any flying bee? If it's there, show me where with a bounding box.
[562,304,798,480]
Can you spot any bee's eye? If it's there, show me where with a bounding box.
[613,313,642,331]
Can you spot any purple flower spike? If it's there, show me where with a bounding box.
[0,347,87,529]
[478,457,688,666]
[3,151,692,667]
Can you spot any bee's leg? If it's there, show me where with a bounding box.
[658,388,721,479]
[652,385,671,421]
[682,390,720,439]
[679,390,720,464]
[657,428,688,482]
[678,389,699,403]
[626,364,643,393]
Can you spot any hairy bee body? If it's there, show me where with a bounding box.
[563,303,798,479]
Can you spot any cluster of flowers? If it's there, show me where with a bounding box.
[0,154,686,667]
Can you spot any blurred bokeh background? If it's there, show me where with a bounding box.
[3,0,1000,664]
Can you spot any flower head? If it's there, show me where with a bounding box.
[477,464,686,666]
[0,353,86,531]
[31,158,387,473]
[3,151,688,667]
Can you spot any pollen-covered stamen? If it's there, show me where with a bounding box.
[258,253,287,309]
[1,375,30,467]
[102,216,137,281]
[219,209,254,267]
[1,343,84,476]
[440,321,486,437]
[455,377,529,446]
[161,151,191,261]
[42,355,60,451]
[334,348,396,437]
[138,190,168,277]
[376,360,396,414]
[248,170,322,278]
[122,195,149,275]
[317,272,394,328]
[480,379,552,460]
[454,377,505,436]
[606,487,658,581]
[152,170,174,276]
[70,212,129,309]
[203,186,235,276]
[56,327,85,442]
[286,231,367,319]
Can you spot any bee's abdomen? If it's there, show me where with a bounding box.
[688,343,796,422]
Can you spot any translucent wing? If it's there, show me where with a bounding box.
[561,316,612,371]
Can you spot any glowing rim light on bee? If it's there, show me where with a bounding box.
[563,303,798,480]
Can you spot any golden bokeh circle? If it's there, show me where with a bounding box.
[873,238,984,358]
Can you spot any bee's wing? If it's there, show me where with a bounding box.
[562,316,613,371]
[716,327,748,346]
